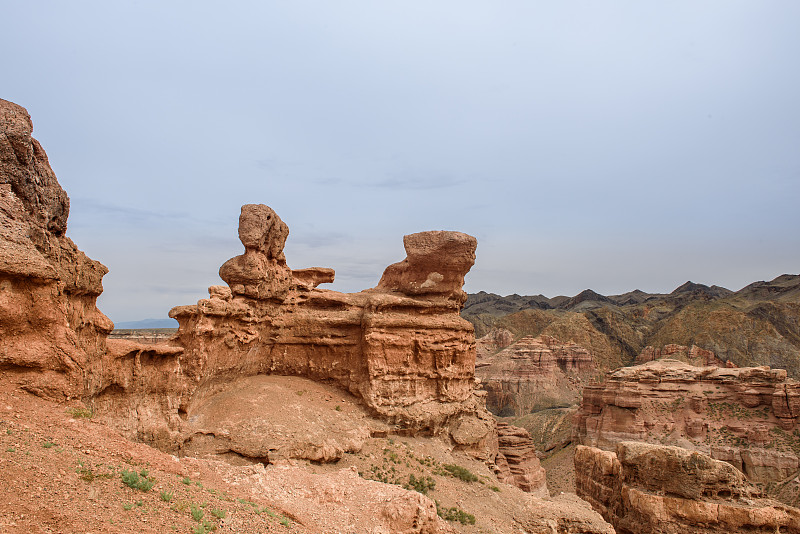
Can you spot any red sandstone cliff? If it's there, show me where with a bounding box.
[476,333,597,416]
[0,99,624,532]
[575,442,800,534]
[0,98,114,399]
[576,359,800,504]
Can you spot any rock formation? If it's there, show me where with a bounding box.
[575,441,800,534]
[0,98,114,399]
[494,421,548,497]
[0,100,624,532]
[576,359,800,502]
[169,206,484,435]
[476,334,596,416]
[635,343,733,367]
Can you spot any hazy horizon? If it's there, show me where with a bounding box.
[4,2,799,322]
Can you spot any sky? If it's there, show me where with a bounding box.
[3,2,799,323]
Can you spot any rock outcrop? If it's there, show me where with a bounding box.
[0,98,619,531]
[0,98,114,399]
[477,334,596,416]
[635,343,733,367]
[494,421,548,497]
[169,205,482,434]
[576,359,800,502]
[575,442,800,534]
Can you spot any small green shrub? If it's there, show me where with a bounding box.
[69,406,93,419]
[182,477,192,485]
[160,490,173,502]
[210,508,226,519]
[193,520,217,534]
[121,468,154,492]
[405,474,436,495]
[42,441,56,449]
[436,501,476,525]
[191,504,204,522]
[440,464,478,482]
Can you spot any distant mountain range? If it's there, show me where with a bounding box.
[113,318,178,330]
[463,274,800,376]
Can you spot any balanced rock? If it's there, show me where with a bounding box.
[376,230,477,306]
[219,204,293,300]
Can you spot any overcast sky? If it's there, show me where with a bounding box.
[4,2,799,323]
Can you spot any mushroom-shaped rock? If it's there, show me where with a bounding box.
[376,230,477,306]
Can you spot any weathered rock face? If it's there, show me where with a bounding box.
[477,334,596,416]
[376,230,477,307]
[635,343,733,367]
[169,206,482,435]
[0,99,113,399]
[218,204,293,299]
[575,442,800,534]
[576,359,800,501]
[494,421,548,497]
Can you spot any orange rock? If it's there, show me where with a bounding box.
[577,359,800,493]
[576,442,800,534]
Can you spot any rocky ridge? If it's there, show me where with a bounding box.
[464,275,800,377]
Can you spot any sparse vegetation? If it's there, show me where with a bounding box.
[68,406,93,419]
[121,468,155,492]
[191,504,204,521]
[405,473,436,494]
[438,463,479,482]
[160,490,173,502]
[436,501,476,524]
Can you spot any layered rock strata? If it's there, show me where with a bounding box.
[636,343,733,367]
[0,98,115,399]
[494,422,548,497]
[0,99,551,496]
[477,334,596,416]
[575,442,800,534]
[576,359,800,493]
[169,206,483,434]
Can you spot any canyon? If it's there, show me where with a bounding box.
[5,96,800,534]
[0,98,613,533]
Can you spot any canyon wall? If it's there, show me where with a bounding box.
[476,333,596,416]
[576,359,800,502]
[575,442,800,534]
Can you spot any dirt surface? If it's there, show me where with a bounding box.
[0,380,311,534]
[0,376,611,534]
[541,443,577,495]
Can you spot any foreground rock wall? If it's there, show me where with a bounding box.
[0,98,114,399]
[575,442,800,534]
[576,359,800,493]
